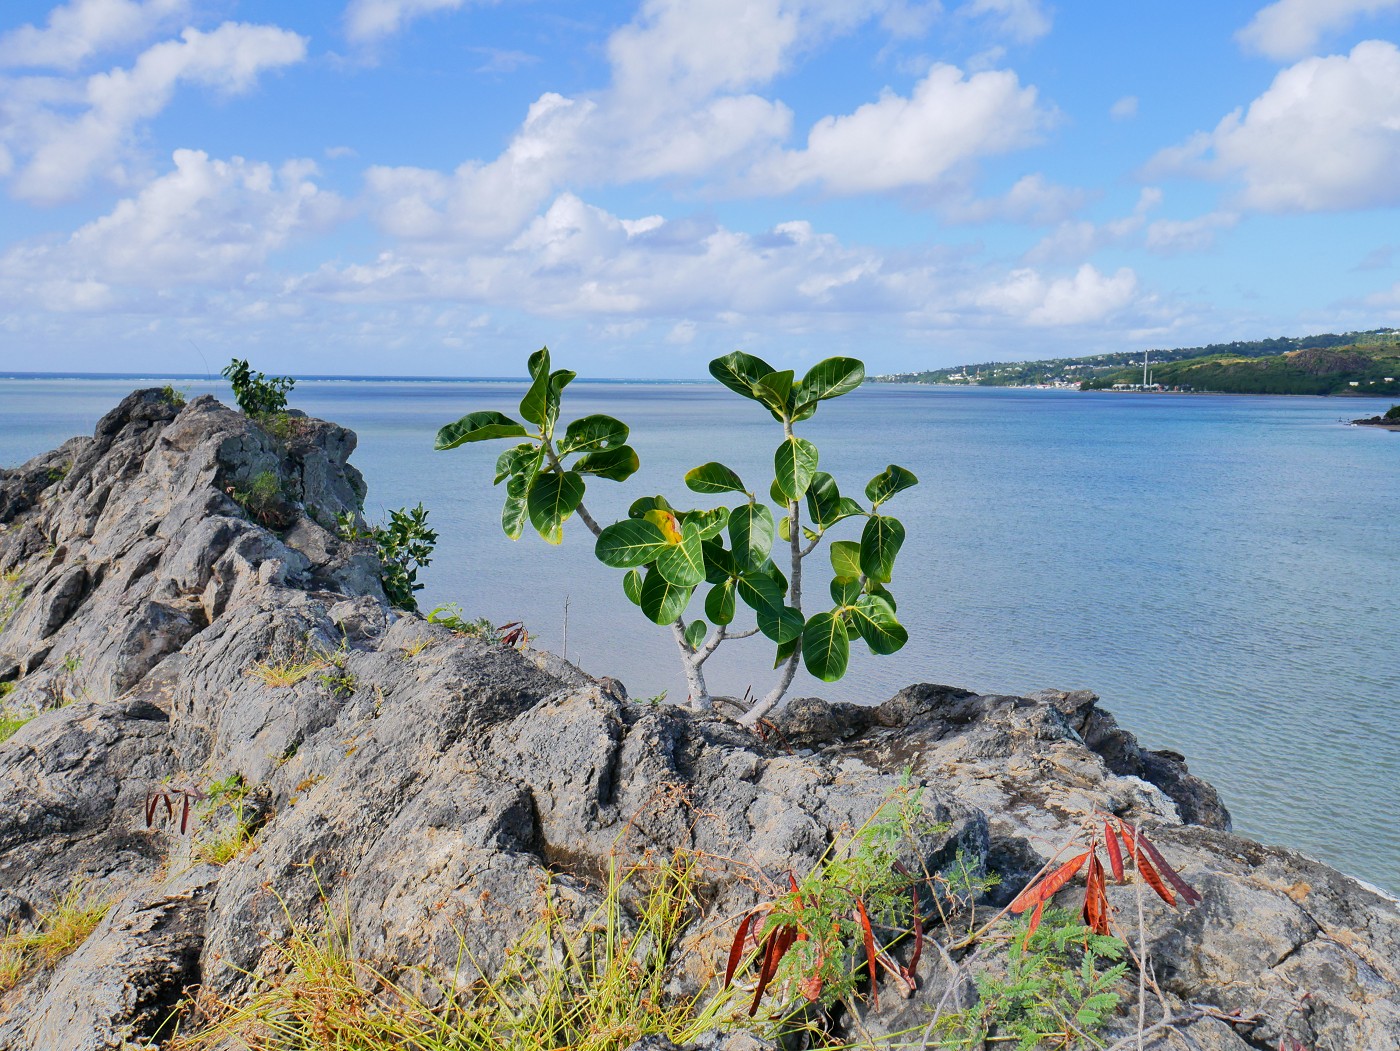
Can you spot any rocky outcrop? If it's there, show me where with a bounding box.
[0,391,1396,1051]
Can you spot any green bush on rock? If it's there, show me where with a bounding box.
[436,347,916,725]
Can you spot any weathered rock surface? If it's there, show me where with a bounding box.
[0,391,1396,1051]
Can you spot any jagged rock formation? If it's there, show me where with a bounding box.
[0,391,1396,1051]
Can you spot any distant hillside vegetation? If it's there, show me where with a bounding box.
[877,328,1400,393]
[1082,339,1400,395]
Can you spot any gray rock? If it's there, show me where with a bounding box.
[0,389,1394,1051]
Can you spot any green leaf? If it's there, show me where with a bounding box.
[830,540,862,578]
[758,604,804,644]
[685,462,747,495]
[435,411,529,449]
[558,414,629,455]
[850,595,907,654]
[709,350,776,401]
[802,611,850,682]
[656,520,706,587]
[728,503,774,570]
[527,347,550,381]
[681,505,730,540]
[865,581,897,612]
[684,619,707,650]
[629,494,674,519]
[859,515,905,582]
[702,539,735,583]
[805,471,839,525]
[774,435,818,502]
[595,519,670,567]
[494,442,540,485]
[501,493,528,540]
[769,477,787,505]
[865,464,919,507]
[753,369,794,416]
[705,579,736,625]
[622,569,644,606]
[793,357,864,410]
[736,571,784,613]
[573,445,639,482]
[519,360,550,426]
[760,559,788,594]
[773,637,798,668]
[639,567,694,625]
[545,369,575,431]
[526,470,585,545]
[830,576,862,606]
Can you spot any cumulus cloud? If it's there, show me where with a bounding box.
[344,0,486,45]
[1023,186,1161,263]
[1145,210,1239,255]
[3,22,307,204]
[1149,40,1400,212]
[973,264,1139,325]
[1236,0,1400,61]
[959,0,1052,43]
[0,0,188,70]
[943,173,1087,225]
[748,63,1052,194]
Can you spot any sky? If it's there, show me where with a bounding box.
[3,0,1400,378]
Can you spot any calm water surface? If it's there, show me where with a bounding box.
[1,377,1397,892]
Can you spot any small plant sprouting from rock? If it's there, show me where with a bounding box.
[0,568,24,634]
[146,781,206,836]
[195,773,258,865]
[248,638,353,695]
[336,504,438,612]
[160,384,187,408]
[0,880,112,993]
[222,358,296,416]
[436,347,916,726]
[426,604,528,646]
[228,470,293,528]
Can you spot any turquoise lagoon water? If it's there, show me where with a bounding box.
[1,376,1397,892]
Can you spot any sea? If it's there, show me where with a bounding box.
[1,374,1397,893]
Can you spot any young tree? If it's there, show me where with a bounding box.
[436,348,916,726]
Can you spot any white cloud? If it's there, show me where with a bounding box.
[1110,94,1138,120]
[1237,0,1400,61]
[943,173,1087,225]
[3,22,307,204]
[344,0,486,45]
[974,264,1139,325]
[0,0,188,70]
[749,63,1051,194]
[1150,40,1400,212]
[1145,210,1239,255]
[1023,186,1161,263]
[959,0,1052,43]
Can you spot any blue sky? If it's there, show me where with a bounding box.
[3,0,1400,378]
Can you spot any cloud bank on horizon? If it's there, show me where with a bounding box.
[1,0,1400,377]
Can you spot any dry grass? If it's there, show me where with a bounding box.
[0,881,112,992]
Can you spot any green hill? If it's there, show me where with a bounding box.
[876,328,1400,392]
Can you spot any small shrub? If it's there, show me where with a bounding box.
[221,358,295,416]
[0,881,112,991]
[1386,403,1400,420]
[337,504,438,612]
[229,471,293,528]
[425,604,497,638]
[160,384,187,408]
[249,640,354,700]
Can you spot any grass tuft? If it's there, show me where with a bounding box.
[0,881,112,992]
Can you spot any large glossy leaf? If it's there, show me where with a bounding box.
[657,520,706,587]
[682,506,730,540]
[774,436,818,502]
[802,611,851,682]
[501,492,528,540]
[519,360,551,426]
[685,462,747,495]
[865,581,897,613]
[702,539,736,583]
[709,351,776,401]
[639,567,694,625]
[527,470,585,545]
[574,445,639,482]
[793,357,864,410]
[759,559,788,594]
[545,369,575,431]
[830,540,862,578]
[865,464,918,507]
[859,515,905,583]
[629,494,674,519]
[494,442,540,485]
[753,370,794,416]
[684,619,707,650]
[435,411,528,450]
[736,571,784,613]
[728,503,774,570]
[596,519,670,567]
[805,472,840,525]
[622,569,644,605]
[773,637,798,668]
[850,594,907,654]
[830,576,862,606]
[558,414,629,455]
[527,347,550,381]
[758,604,804,644]
[644,508,684,543]
[705,579,736,625]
